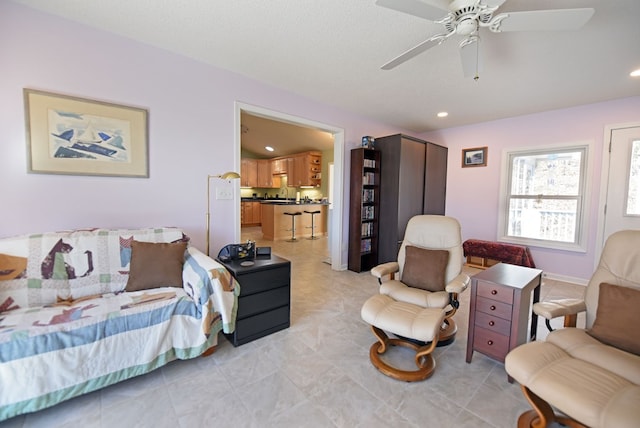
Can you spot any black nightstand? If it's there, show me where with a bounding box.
[217,254,291,346]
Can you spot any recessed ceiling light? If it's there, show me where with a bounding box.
[630,69,640,77]
[437,112,448,118]
[265,146,274,152]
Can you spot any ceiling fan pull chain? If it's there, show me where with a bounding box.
[474,36,480,81]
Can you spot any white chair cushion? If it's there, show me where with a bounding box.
[505,329,640,428]
[361,294,445,343]
[380,280,450,308]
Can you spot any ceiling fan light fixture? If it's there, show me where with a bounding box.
[630,69,640,77]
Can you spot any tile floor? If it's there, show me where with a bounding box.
[3,228,585,428]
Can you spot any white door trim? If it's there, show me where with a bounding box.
[234,101,346,270]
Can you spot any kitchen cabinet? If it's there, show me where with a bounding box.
[375,134,447,263]
[240,159,258,188]
[348,148,381,272]
[288,151,322,187]
[257,159,280,188]
[241,201,262,226]
[271,158,288,175]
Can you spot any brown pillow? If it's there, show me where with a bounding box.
[587,282,640,356]
[125,241,187,292]
[401,246,449,292]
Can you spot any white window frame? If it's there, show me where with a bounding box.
[497,142,592,252]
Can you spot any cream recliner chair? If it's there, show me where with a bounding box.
[370,215,470,345]
[505,229,640,428]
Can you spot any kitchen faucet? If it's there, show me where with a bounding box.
[280,186,290,201]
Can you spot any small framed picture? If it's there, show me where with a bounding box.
[462,146,488,168]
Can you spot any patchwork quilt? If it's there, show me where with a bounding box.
[0,228,239,421]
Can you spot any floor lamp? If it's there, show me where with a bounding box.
[206,171,240,256]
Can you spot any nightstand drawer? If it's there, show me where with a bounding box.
[475,311,511,336]
[473,326,510,361]
[237,285,289,319]
[476,296,512,320]
[237,266,290,296]
[234,306,290,341]
[477,281,514,304]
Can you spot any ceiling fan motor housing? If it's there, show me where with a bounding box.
[447,0,496,36]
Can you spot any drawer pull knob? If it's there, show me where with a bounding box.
[489,321,495,326]
[490,305,496,311]
[491,290,498,295]
[487,340,493,346]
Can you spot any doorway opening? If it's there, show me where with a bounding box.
[234,102,345,270]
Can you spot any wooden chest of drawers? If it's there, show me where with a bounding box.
[466,263,542,370]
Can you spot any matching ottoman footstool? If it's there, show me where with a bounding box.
[361,294,446,382]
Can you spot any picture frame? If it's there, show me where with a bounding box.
[462,146,488,168]
[24,89,149,177]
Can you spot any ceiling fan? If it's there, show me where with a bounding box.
[376,0,594,79]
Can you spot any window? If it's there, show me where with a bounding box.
[498,144,589,251]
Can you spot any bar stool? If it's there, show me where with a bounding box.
[284,212,302,242]
[304,209,321,240]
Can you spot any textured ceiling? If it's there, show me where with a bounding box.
[12,0,640,133]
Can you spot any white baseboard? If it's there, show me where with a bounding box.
[542,271,588,286]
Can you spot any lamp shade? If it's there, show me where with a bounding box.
[216,171,241,180]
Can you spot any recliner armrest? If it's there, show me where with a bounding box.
[371,262,399,281]
[445,273,470,294]
[533,298,586,320]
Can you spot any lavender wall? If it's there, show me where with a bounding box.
[3,2,637,280]
[422,96,640,282]
[0,2,403,265]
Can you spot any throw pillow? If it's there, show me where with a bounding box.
[125,241,187,292]
[401,246,449,292]
[587,282,640,356]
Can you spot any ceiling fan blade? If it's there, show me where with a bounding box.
[496,8,595,32]
[381,36,443,70]
[375,0,449,21]
[460,38,482,79]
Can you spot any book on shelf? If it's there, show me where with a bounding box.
[362,172,375,185]
[361,238,372,253]
[361,222,374,237]
[363,159,376,168]
[362,188,375,202]
[361,205,375,220]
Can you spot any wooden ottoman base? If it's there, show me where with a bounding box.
[361,294,445,382]
[369,326,438,382]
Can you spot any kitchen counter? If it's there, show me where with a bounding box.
[261,202,328,240]
[242,197,328,205]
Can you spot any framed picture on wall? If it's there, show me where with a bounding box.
[462,146,488,168]
[24,89,149,177]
